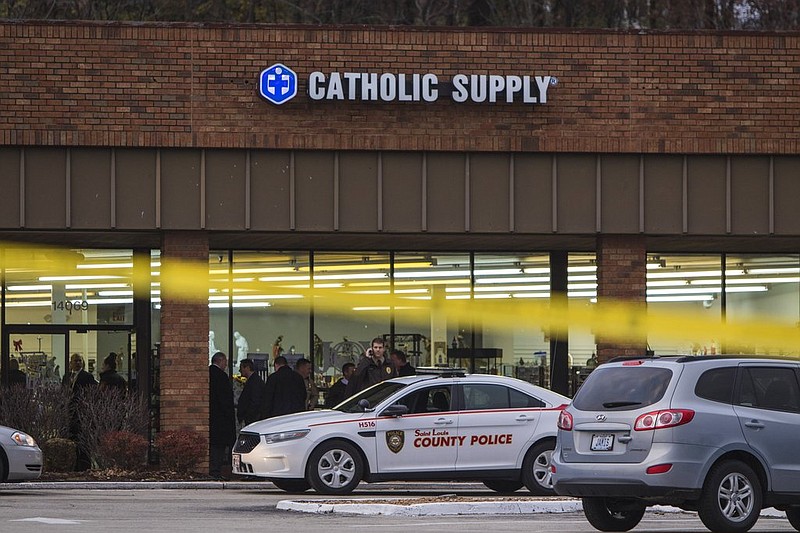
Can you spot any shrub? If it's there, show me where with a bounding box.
[42,438,77,473]
[155,430,205,472]
[76,387,149,469]
[97,430,149,470]
[0,385,69,443]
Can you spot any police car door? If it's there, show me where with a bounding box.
[374,384,458,474]
[456,383,541,471]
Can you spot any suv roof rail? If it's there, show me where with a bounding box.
[606,354,662,364]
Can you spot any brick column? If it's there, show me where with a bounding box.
[160,231,209,470]
[596,235,647,362]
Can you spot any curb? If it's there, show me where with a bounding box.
[0,481,263,490]
[277,498,788,518]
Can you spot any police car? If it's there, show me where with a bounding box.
[232,373,569,495]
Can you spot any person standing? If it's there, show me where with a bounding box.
[324,362,355,408]
[7,358,26,388]
[295,358,319,410]
[209,351,236,480]
[236,358,266,426]
[62,353,97,471]
[390,349,416,377]
[98,352,127,391]
[263,355,306,418]
[345,337,396,397]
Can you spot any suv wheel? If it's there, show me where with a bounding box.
[521,441,555,495]
[582,497,645,532]
[786,508,800,531]
[307,440,363,495]
[698,460,762,533]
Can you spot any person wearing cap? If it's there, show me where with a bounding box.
[99,352,126,391]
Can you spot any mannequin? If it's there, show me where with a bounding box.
[233,331,249,366]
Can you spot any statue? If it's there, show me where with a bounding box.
[272,335,284,359]
[233,331,249,366]
[208,330,217,363]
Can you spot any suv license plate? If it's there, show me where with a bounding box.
[233,453,241,471]
[591,434,614,451]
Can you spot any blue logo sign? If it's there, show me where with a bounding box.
[259,63,297,105]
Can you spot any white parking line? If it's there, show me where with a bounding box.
[10,517,88,525]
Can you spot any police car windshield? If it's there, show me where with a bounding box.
[337,382,408,413]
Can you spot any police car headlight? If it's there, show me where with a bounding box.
[263,429,310,444]
[11,431,37,447]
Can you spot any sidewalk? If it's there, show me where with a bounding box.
[0,481,787,519]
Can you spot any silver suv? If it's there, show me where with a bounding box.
[552,355,800,533]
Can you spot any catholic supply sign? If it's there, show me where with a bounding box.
[258,63,556,105]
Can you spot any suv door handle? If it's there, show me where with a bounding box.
[434,418,453,425]
[744,420,765,429]
[515,415,534,422]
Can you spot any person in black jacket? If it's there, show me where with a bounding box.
[62,352,98,471]
[99,352,127,391]
[236,358,266,425]
[7,358,26,388]
[263,356,306,418]
[209,351,236,480]
[324,362,355,408]
[345,337,396,397]
[390,349,416,377]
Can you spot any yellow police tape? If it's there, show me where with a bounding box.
[2,244,799,356]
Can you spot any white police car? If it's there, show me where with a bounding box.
[232,373,568,495]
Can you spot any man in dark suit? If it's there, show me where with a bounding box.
[324,362,355,408]
[209,351,236,480]
[62,353,97,471]
[390,349,416,377]
[263,355,306,418]
[236,358,266,425]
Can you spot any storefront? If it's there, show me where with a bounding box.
[1,22,799,446]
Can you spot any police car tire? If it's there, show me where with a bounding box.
[307,440,363,495]
[483,479,524,494]
[270,478,311,493]
[521,440,555,496]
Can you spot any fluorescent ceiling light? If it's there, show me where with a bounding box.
[568,265,597,273]
[474,268,523,276]
[522,267,550,275]
[512,292,550,298]
[4,301,51,307]
[39,275,124,282]
[394,270,470,279]
[258,275,311,282]
[98,290,134,297]
[65,283,129,289]
[476,276,549,284]
[86,298,132,305]
[647,295,715,302]
[7,285,53,291]
[314,273,388,281]
[352,306,391,311]
[76,262,132,269]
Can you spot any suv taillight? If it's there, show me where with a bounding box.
[634,409,695,431]
[557,409,573,431]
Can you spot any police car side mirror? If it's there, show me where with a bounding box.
[381,404,409,417]
[358,398,373,412]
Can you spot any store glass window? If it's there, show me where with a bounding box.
[4,247,135,326]
[227,251,310,378]
[313,252,389,385]
[725,254,799,357]
[569,253,598,368]
[646,254,722,355]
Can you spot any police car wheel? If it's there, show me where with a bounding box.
[307,440,363,495]
[483,479,524,494]
[270,478,311,493]
[521,440,556,496]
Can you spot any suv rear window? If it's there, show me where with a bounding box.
[572,366,673,411]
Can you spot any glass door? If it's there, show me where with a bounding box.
[6,331,68,389]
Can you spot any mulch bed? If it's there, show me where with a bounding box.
[37,468,220,482]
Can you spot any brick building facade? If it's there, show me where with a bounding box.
[2,21,799,468]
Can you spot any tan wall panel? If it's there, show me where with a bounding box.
[70,148,111,229]
[731,157,769,235]
[774,156,800,235]
[161,150,201,230]
[25,148,66,229]
[643,155,682,234]
[0,148,20,228]
[687,156,726,234]
[250,151,291,231]
[427,153,465,233]
[513,154,552,233]
[339,152,377,232]
[383,152,422,233]
[601,155,639,233]
[470,154,510,233]
[557,155,595,233]
[205,150,246,230]
[295,151,334,231]
[116,149,156,229]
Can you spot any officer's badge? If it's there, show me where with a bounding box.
[386,366,393,374]
[386,430,404,454]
